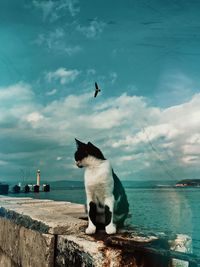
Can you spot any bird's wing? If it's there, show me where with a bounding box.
[95,82,99,89]
[94,90,98,97]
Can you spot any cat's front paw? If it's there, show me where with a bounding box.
[85,225,96,235]
[105,224,116,235]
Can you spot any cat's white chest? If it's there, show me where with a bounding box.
[84,160,113,202]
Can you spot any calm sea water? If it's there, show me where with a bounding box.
[10,185,200,256]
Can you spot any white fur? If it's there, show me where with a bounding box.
[83,156,116,234]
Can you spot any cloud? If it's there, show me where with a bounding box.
[76,19,106,39]
[59,0,80,17]
[26,112,44,124]
[0,83,34,102]
[65,45,82,56]
[32,0,54,21]
[31,91,200,175]
[46,68,80,84]
[34,28,83,55]
[155,71,196,107]
[110,72,117,85]
[0,83,37,127]
[32,1,82,54]
[46,89,57,96]
[33,0,80,22]
[86,69,96,76]
[112,124,178,148]
[34,28,64,49]
[1,82,200,181]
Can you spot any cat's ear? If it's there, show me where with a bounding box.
[75,138,86,148]
[87,142,105,160]
[87,142,96,148]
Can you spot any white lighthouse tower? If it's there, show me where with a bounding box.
[36,169,41,187]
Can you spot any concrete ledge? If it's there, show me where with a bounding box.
[0,217,55,267]
[0,248,18,267]
[0,197,87,235]
[0,196,195,267]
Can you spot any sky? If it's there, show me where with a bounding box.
[1,0,200,183]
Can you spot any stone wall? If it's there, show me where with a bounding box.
[0,196,193,267]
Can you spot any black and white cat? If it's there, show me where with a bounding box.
[74,139,129,235]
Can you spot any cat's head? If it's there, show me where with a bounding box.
[74,139,106,168]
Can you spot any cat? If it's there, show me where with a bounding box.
[74,138,129,235]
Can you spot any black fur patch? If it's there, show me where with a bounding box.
[89,202,97,225]
[112,170,126,200]
[74,149,88,162]
[105,205,112,226]
[112,170,129,226]
[74,139,106,161]
[87,142,106,160]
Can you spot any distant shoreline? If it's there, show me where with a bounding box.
[176,179,200,187]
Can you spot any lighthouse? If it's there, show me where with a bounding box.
[36,169,41,187]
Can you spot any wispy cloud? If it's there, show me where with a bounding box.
[155,71,196,107]
[34,28,64,49]
[33,28,82,55]
[46,68,80,84]
[86,69,96,76]
[33,0,80,22]
[32,0,54,21]
[46,89,57,96]
[76,18,106,39]
[65,45,82,56]
[110,72,117,85]
[32,1,83,55]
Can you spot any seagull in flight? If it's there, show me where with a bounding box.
[94,82,101,98]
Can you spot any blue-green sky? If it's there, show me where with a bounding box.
[1,0,200,182]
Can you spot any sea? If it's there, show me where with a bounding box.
[8,180,200,256]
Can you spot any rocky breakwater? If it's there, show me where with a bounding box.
[0,196,196,267]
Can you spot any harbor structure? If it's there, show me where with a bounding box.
[0,183,9,194]
[0,170,51,195]
[36,169,41,187]
[12,185,20,193]
[43,184,50,192]
[24,184,30,193]
[11,169,50,194]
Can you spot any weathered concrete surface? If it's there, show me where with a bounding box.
[56,231,180,267]
[19,226,55,267]
[56,229,168,267]
[0,217,55,267]
[56,234,125,267]
[0,196,87,267]
[0,248,19,267]
[0,218,21,264]
[0,197,87,234]
[0,196,195,267]
[56,231,173,267]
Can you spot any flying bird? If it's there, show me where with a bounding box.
[94,82,101,97]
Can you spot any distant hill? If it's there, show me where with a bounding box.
[176,179,200,187]
[121,180,175,188]
[50,179,175,189]
[50,180,84,189]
